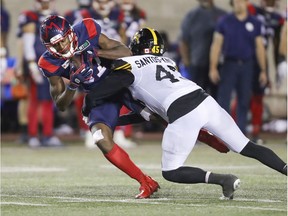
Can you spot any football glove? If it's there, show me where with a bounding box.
[68,64,93,90]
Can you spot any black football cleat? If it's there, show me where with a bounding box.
[220,174,241,200]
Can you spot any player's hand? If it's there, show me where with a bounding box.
[68,53,93,90]
[140,107,153,121]
[259,70,268,87]
[69,64,93,89]
[209,68,220,84]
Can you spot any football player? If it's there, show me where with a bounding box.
[17,0,62,147]
[38,15,159,199]
[84,28,287,199]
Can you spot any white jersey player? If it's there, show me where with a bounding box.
[85,28,287,200]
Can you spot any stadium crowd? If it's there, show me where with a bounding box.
[0,0,287,148]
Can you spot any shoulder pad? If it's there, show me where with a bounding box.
[82,18,99,38]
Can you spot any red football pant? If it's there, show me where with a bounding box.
[250,94,263,136]
[231,95,264,136]
[28,83,54,137]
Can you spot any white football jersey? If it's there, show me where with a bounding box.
[119,54,201,121]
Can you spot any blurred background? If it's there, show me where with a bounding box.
[3,0,287,52]
[1,0,287,148]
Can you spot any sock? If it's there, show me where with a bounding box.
[104,144,146,183]
[41,101,54,136]
[240,141,287,175]
[162,166,206,183]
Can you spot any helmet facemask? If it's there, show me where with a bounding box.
[45,29,78,59]
[40,15,79,60]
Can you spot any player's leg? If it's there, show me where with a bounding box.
[113,106,137,148]
[28,82,41,147]
[197,129,229,153]
[250,94,264,142]
[87,102,159,198]
[250,62,265,143]
[203,96,287,175]
[161,110,240,199]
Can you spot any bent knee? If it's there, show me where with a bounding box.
[91,124,114,153]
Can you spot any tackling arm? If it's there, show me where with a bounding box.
[97,33,132,59]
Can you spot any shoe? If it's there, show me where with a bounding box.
[220,174,241,200]
[28,137,41,148]
[135,176,160,199]
[42,136,63,147]
[113,130,137,149]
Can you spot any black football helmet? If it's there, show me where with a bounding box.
[40,15,78,59]
[129,27,165,56]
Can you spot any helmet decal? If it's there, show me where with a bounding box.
[42,16,66,42]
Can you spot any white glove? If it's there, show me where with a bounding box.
[277,61,287,81]
[82,116,89,125]
[140,107,153,121]
[29,62,44,84]
[0,57,7,82]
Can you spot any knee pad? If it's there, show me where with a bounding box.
[92,129,104,144]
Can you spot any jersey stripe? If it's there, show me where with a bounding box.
[115,63,131,70]
[38,56,60,73]
[83,18,97,39]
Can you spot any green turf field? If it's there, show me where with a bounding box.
[1,140,287,216]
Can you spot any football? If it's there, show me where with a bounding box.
[70,54,83,68]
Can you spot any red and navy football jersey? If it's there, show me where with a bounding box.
[248,3,284,47]
[38,18,110,91]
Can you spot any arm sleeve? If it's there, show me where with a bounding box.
[215,16,225,35]
[87,70,134,100]
[255,20,262,37]
[23,32,36,61]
